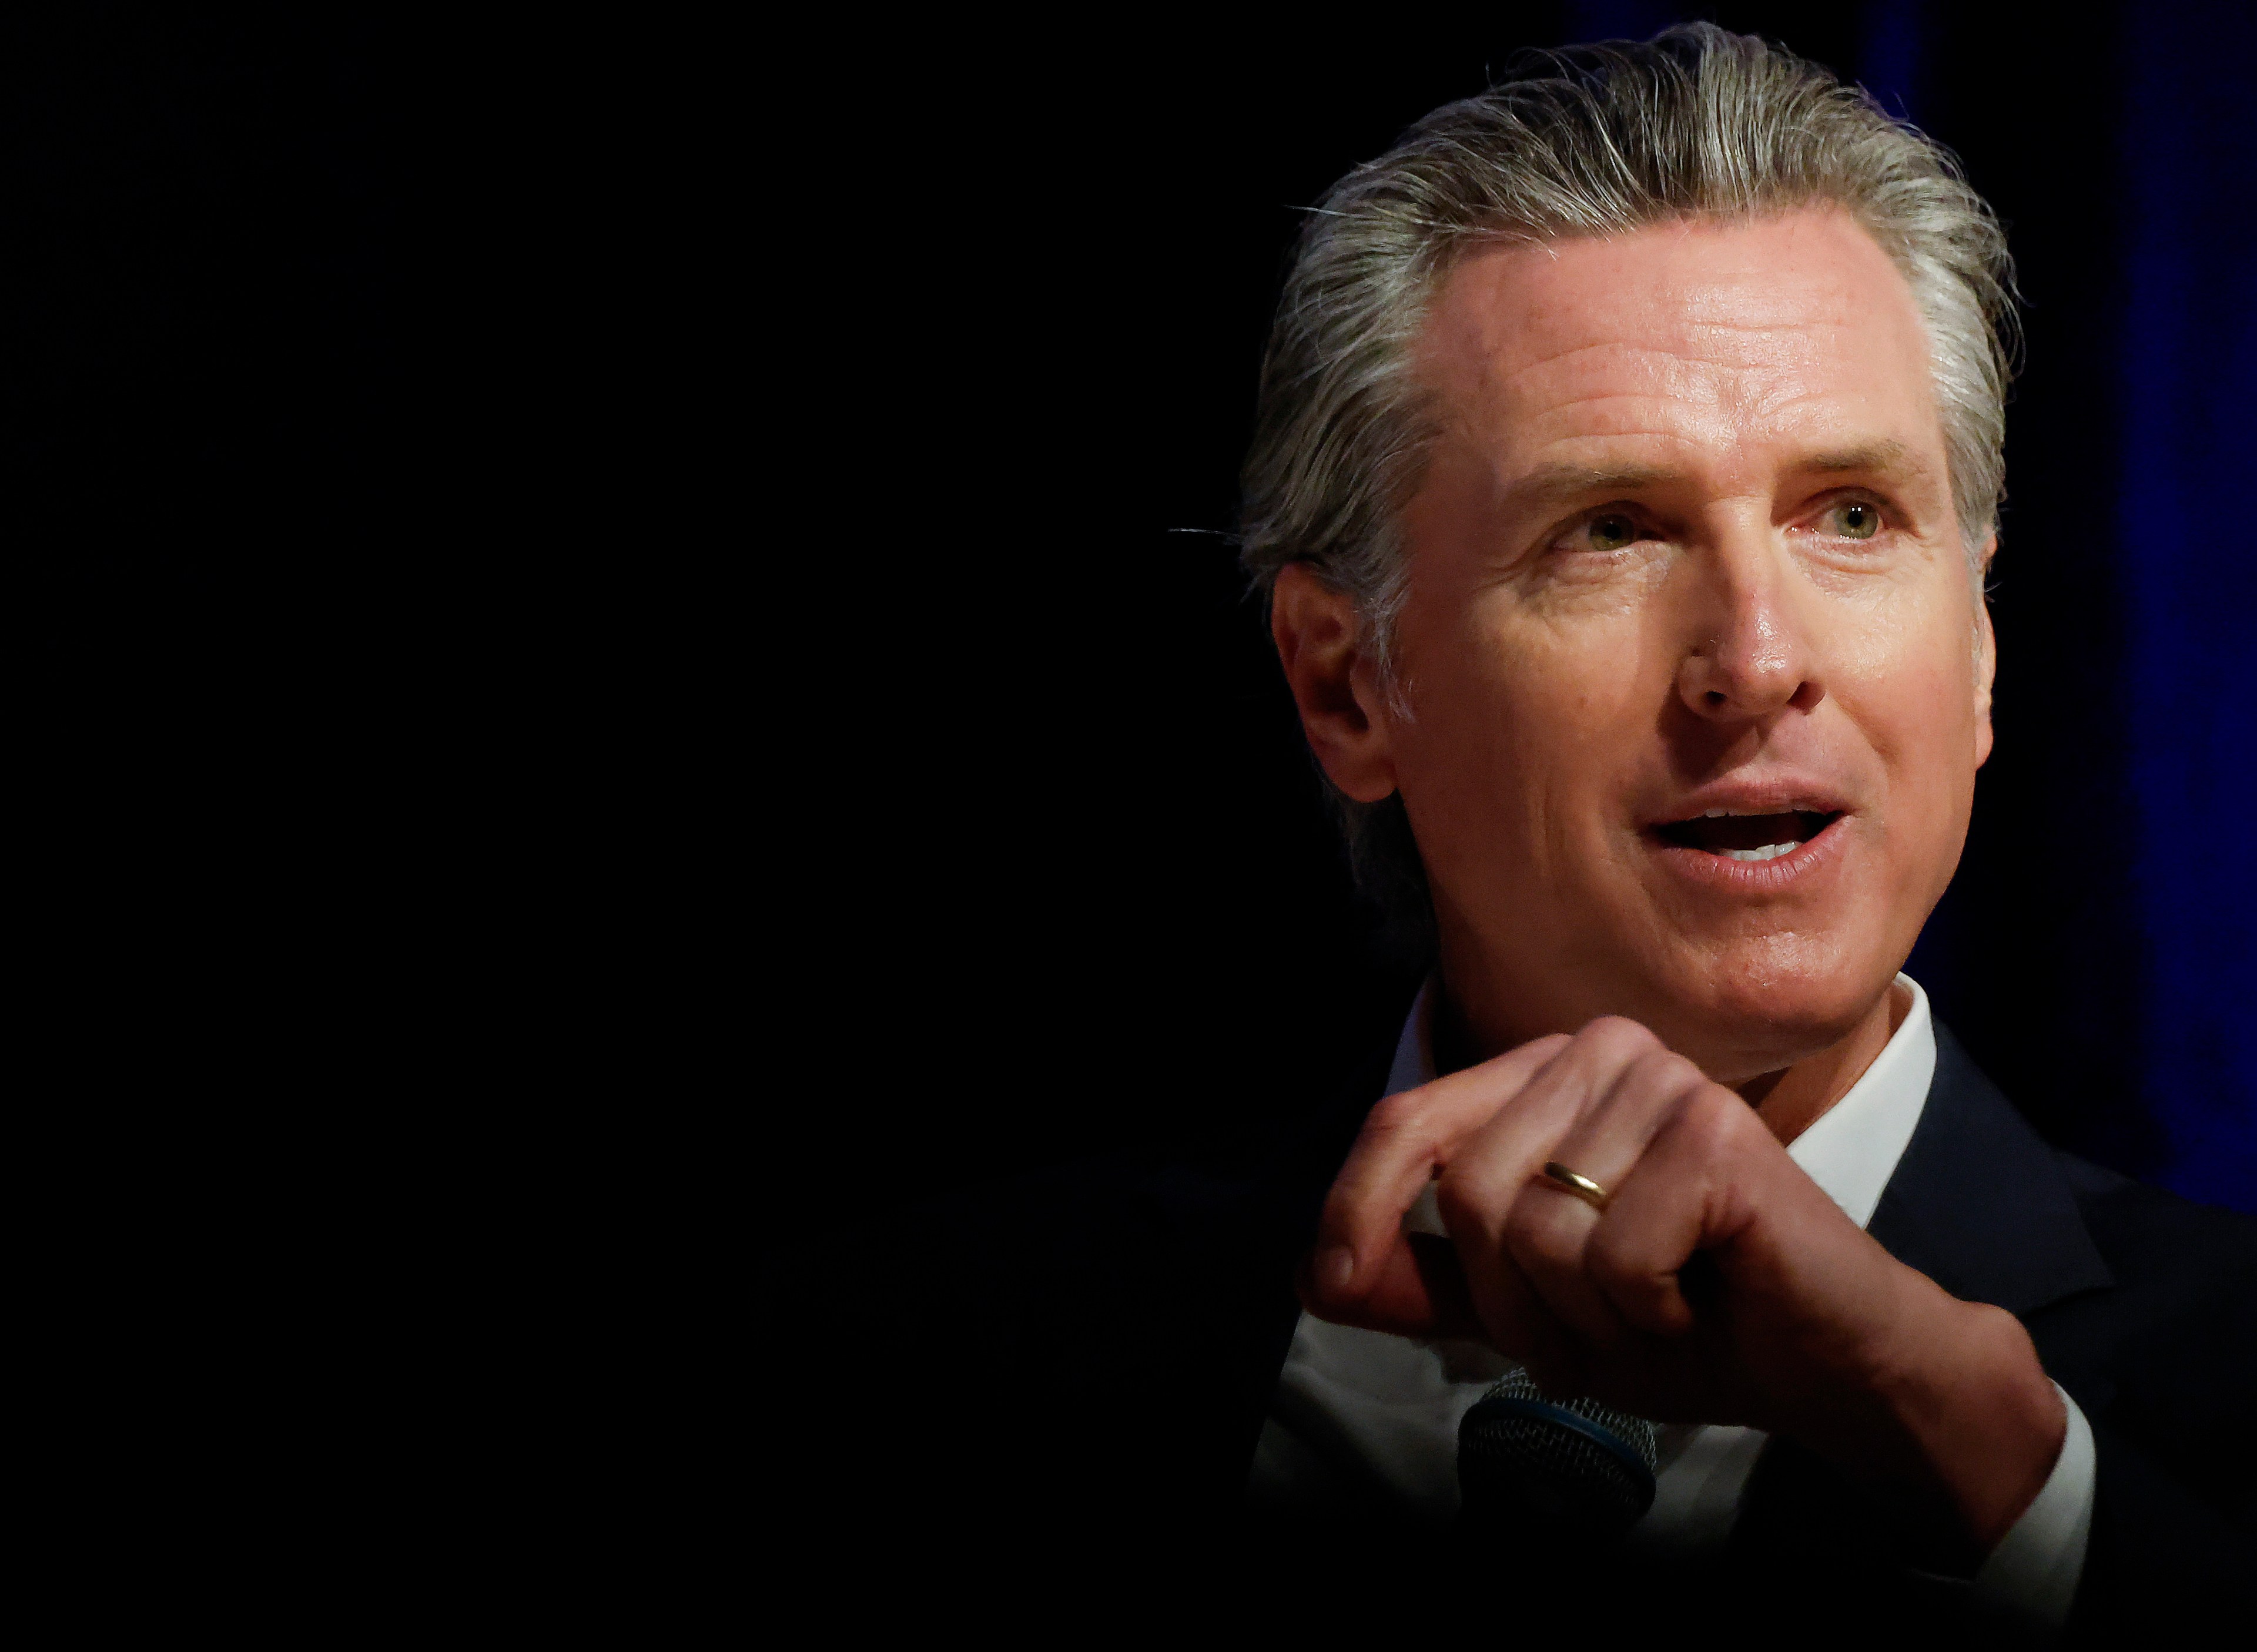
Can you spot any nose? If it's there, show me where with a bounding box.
[1673,530,1825,723]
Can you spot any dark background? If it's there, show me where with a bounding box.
[10,9,2248,1245]
[817,0,2256,1222]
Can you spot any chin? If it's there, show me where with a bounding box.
[1645,933,1898,1080]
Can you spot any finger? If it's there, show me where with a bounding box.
[1441,1017,1673,1215]
[1514,1045,1715,1340]
[1549,1042,1716,1197]
[1304,1033,1572,1332]
[1438,1018,1671,1351]
[1468,1238,1589,1394]
[1296,1232,1487,1341]
[1300,1231,1585,1388]
[1583,1085,1808,1341]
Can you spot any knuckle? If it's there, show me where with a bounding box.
[1628,1045,1696,1093]
[1579,1016,1659,1061]
[1680,1084,1753,1158]
[1364,1089,1425,1141]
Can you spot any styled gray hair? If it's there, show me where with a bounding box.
[1238,24,2017,939]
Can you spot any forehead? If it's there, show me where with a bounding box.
[1414,208,1938,468]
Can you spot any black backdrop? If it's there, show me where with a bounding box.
[11,13,2246,1251]
[798,3,2218,1234]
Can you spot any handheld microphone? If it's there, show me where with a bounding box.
[1457,1368,1660,1535]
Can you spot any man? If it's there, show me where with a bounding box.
[853,26,2252,1635]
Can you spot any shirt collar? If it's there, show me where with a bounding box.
[1383,975,1935,1233]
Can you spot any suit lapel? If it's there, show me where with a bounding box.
[1867,1018,2113,1317]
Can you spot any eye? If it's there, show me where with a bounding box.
[1585,511,1640,552]
[1822,500,1883,541]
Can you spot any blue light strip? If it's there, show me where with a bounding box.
[2118,6,2257,1205]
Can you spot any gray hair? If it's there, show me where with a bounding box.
[1238,24,2017,940]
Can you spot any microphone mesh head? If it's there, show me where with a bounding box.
[1456,1368,1660,1536]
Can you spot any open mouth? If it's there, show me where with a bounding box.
[1653,809,1841,862]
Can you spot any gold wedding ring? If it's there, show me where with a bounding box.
[1541,1161,1612,1212]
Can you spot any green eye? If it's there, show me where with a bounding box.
[1588,513,1638,552]
[1834,501,1881,540]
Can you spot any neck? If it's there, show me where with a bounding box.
[1429,977,1908,1148]
[1732,982,1906,1143]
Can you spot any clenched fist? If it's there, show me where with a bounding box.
[1299,1017,2066,1550]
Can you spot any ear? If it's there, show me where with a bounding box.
[1270,564,1401,803]
[1972,532,1997,769]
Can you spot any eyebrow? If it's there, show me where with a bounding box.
[1499,441,1936,519]
[1797,439,1933,480]
[1501,463,1681,518]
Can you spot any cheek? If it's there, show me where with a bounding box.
[1395,602,1654,847]
[1834,609,1981,846]
[1868,606,1977,736]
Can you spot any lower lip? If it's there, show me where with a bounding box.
[1645,813,1852,893]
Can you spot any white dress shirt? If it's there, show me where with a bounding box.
[1247,975,2095,1632]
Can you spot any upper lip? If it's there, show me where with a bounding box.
[1645,776,1855,826]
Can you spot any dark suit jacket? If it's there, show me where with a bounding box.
[819,1014,2254,1633]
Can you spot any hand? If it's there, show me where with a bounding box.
[1300,1017,2065,1550]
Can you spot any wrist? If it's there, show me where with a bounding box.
[1871,1284,2065,1553]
